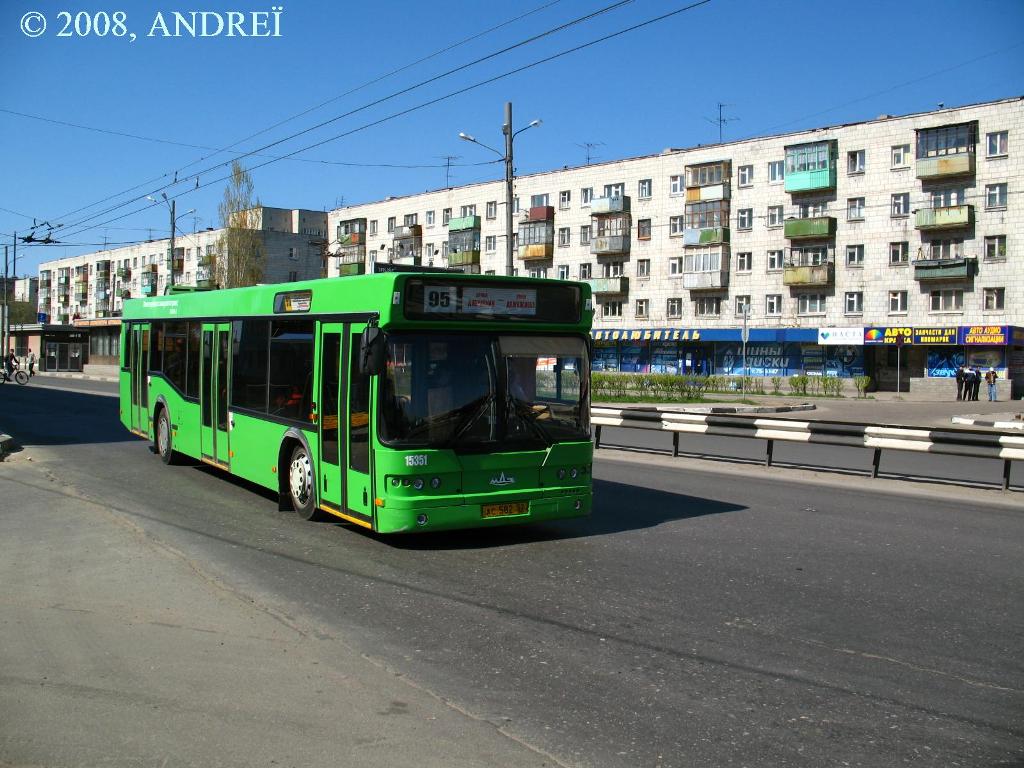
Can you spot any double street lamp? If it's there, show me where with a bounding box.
[459,102,541,276]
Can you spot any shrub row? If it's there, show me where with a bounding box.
[592,372,865,400]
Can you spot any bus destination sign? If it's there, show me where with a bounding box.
[274,290,312,314]
[403,278,582,323]
[423,285,538,316]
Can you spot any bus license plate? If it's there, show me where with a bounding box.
[481,501,528,518]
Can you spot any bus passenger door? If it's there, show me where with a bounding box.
[129,323,150,436]
[200,322,231,467]
[316,322,344,514]
[345,325,374,527]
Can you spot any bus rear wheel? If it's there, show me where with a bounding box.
[288,444,319,520]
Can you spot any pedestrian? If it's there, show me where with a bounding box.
[970,366,982,401]
[955,363,965,401]
[27,350,35,376]
[985,367,999,402]
[3,349,14,381]
[961,365,976,402]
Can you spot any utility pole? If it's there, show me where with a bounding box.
[705,102,739,144]
[168,197,176,289]
[2,244,8,358]
[503,101,515,277]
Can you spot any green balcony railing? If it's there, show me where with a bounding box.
[582,276,628,294]
[914,205,973,230]
[913,257,977,281]
[784,216,836,239]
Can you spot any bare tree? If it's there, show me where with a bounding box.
[216,161,265,288]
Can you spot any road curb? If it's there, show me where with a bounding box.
[951,415,1024,430]
[36,372,119,383]
[614,402,817,415]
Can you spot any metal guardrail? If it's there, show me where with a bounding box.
[591,407,1024,491]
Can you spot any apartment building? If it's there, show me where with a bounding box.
[30,207,327,369]
[326,97,1023,394]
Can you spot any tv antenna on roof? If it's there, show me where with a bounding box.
[705,102,739,144]
[576,142,604,165]
[437,155,462,189]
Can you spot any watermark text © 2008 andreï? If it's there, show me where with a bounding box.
[19,8,284,42]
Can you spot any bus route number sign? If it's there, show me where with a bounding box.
[424,287,455,312]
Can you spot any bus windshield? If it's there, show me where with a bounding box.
[380,332,590,451]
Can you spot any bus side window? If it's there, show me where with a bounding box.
[349,332,370,473]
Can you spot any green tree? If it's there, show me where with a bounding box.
[216,161,265,288]
[9,301,36,324]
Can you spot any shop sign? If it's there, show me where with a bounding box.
[959,325,1008,345]
[864,327,912,345]
[818,327,864,345]
[913,326,958,345]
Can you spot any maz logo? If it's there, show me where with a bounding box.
[489,472,516,486]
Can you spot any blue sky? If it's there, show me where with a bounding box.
[2,0,1022,274]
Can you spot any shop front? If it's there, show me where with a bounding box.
[8,323,89,372]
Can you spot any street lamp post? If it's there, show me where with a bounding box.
[147,194,194,290]
[459,102,541,276]
[741,303,750,398]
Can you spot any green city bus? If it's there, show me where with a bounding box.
[119,271,593,533]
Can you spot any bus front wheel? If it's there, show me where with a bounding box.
[288,444,319,520]
[156,408,178,465]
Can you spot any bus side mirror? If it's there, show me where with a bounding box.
[360,326,386,376]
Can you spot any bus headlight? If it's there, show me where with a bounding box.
[430,477,441,489]
[391,477,400,487]
[413,478,424,490]
[557,468,566,480]
[569,468,579,479]
[416,514,428,526]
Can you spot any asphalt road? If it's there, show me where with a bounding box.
[1,382,1022,767]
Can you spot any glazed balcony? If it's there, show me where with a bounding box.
[683,270,729,291]
[116,267,131,279]
[784,216,836,240]
[96,261,111,276]
[685,183,730,203]
[448,215,481,232]
[913,256,977,281]
[519,243,554,261]
[682,227,730,246]
[337,217,367,244]
[336,246,365,265]
[784,140,837,193]
[914,205,973,231]
[448,220,481,267]
[583,276,628,295]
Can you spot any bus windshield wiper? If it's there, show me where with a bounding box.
[445,392,496,447]
[505,391,552,445]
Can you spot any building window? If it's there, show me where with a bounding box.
[404,213,418,226]
[369,220,378,236]
[486,201,497,219]
[387,216,396,233]
[580,225,591,246]
[735,295,751,316]
[637,218,651,240]
[845,291,864,314]
[891,144,910,168]
[635,299,649,318]
[637,259,650,278]
[513,197,520,214]
[917,122,976,159]
[768,160,784,183]
[846,244,864,267]
[738,165,753,187]
[891,193,910,217]
[425,210,435,226]
[847,197,865,220]
[798,294,826,315]
[442,208,452,224]
[694,297,721,316]
[930,289,964,312]
[670,175,685,195]
[529,267,548,279]
[603,183,625,199]
[987,130,1008,158]
[666,298,683,319]
[889,290,908,313]
[530,194,549,208]
[581,187,593,205]
[765,294,782,315]
[767,206,784,227]
[669,256,683,275]
[736,252,752,272]
[602,261,624,278]
[288,247,298,260]
[460,204,476,217]
[737,208,753,230]
[557,265,569,280]
[669,216,685,236]
[485,235,496,252]
[985,183,1008,209]
[559,190,571,209]
[984,235,1007,261]
[638,179,652,199]
[889,241,909,264]
[983,287,1005,310]
[767,249,783,270]
[847,149,865,174]
[931,188,965,208]
[441,242,448,258]
[288,270,298,282]
[685,199,729,229]
[579,263,592,279]
[928,238,964,260]
[558,227,571,247]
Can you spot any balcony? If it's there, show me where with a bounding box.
[96,262,111,276]
[914,204,973,231]
[336,248,365,265]
[338,262,366,276]
[519,243,554,261]
[683,270,729,291]
[198,255,215,268]
[591,197,629,215]
[590,235,630,256]
[913,256,977,281]
[685,183,730,203]
[121,290,132,299]
[338,232,365,246]
[783,252,835,287]
[173,258,185,272]
[74,291,88,302]
[916,152,975,180]
[682,227,729,246]
[784,216,836,240]
[784,140,837,193]
[116,267,131,279]
[447,249,480,267]
[448,219,481,267]
[583,276,628,295]
[448,215,481,231]
[337,218,367,244]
